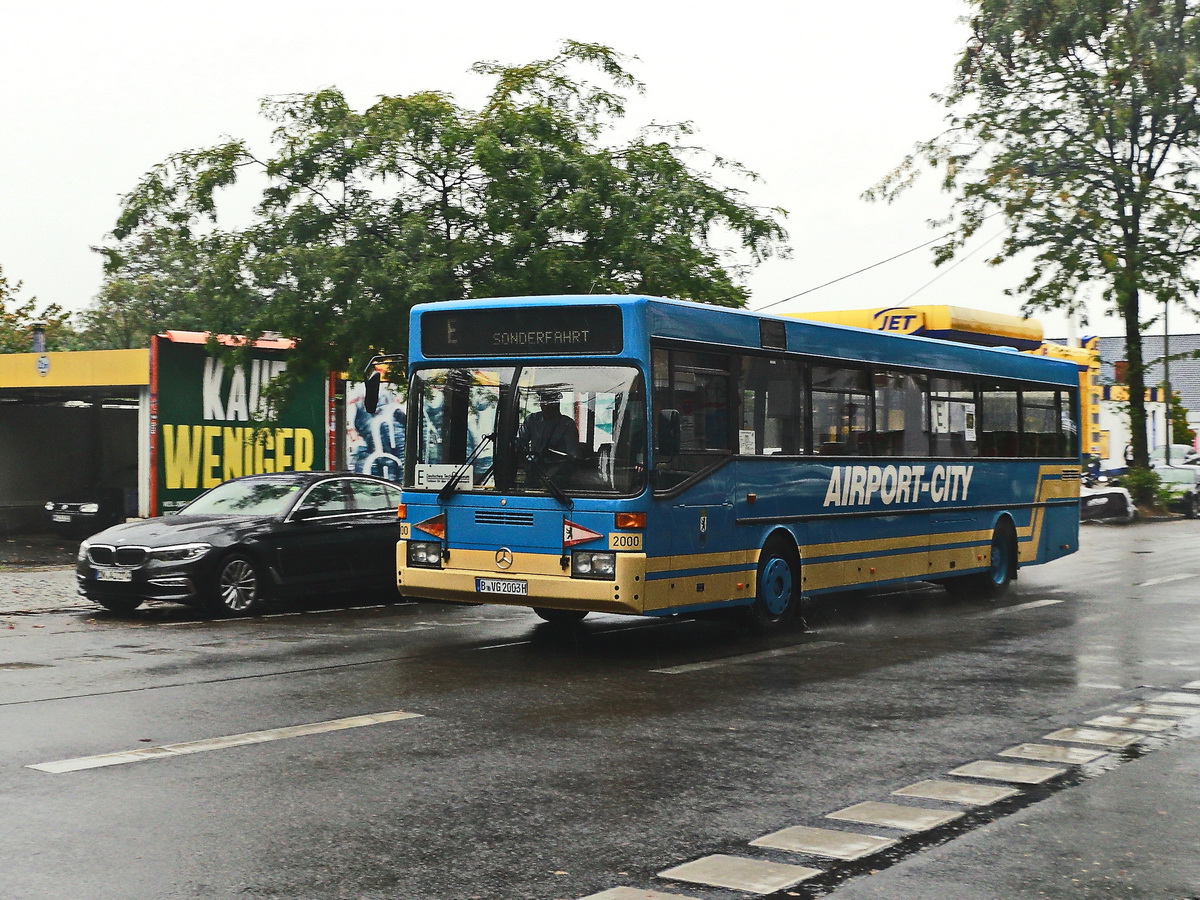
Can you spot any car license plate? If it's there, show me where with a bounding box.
[476,577,528,595]
[95,568,133,583]
[51,514,71,523]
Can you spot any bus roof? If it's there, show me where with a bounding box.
[410,295,1079,387]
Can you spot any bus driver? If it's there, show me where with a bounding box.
[517,389,579,466]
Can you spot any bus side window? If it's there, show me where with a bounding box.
[652,347,731,490]
[873,370,929,457]
[737,356,805,455]
[812,366,871,456]
[929,376,978,458]
[979,384,1020,458]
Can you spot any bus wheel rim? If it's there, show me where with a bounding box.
[990,536,1008,586]
[761,557,793,616]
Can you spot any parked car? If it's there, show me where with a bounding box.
[45,487,127,537]
[1079,484,1137,524]
[1156,464,1200,518]
[1150,444,1200,466]
[76,472,401,615]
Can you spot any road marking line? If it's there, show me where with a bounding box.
[1134,573,1197,587]
[27,710,422,774]
[977,599,1063,616]
[159,603,416,626]
[651,641,841,674]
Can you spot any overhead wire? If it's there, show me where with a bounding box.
[753,212,1002,313]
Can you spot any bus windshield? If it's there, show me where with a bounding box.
[408,365,646,497]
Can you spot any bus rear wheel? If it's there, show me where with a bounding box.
[948,521,1015,601]
[533,607,589,625]
[745,538,801,629]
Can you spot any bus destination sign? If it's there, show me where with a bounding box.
[422,306,623,357]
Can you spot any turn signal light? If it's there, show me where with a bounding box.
[615,512,645,529]
[396,504,407,520]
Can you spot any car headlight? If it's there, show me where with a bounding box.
[77,540,91,563]
[407,541,443,567]
[572,550,617,580]
[79,503,101,514]
[45,501,55,512]
[149,543,212,563]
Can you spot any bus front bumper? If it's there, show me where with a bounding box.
[398,543,647,615]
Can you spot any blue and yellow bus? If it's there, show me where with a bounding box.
[390,295,1080,626]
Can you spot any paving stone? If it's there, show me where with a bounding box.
[826,801,962,831]
[998,743,1107,765]
[658,855,821,895]
[1149,692,1200,706]
[1085,714,1178,732]
[1119,703,1200,718]
[751,824,896,860]
[947,760,1067,784]
[1042,727,1142,747]
[893,779,1020,805]
[579,889,704,900]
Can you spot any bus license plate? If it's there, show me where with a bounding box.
[95,569,133,583]
[476,577,528,596]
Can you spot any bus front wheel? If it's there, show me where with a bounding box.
[745,538,801,629]
[948,522,1015,601]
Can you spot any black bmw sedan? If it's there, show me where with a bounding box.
[76,472,402,615]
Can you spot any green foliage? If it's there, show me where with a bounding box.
[75,230,213,349]
[868,0,1200,470]
[1116,464,1166,508]
[95,41,789,375]
[0,264,76,353]
[1167,388,1196,444]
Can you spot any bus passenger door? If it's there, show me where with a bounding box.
[663,472,735,608]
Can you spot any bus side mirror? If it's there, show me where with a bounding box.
[364,370,381,415]
[657,409,681,457]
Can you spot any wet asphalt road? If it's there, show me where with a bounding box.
[2,521,1199,900]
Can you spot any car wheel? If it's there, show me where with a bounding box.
[95,596,143,614]
[743,536,801,630]
[533,607,589,624]
[947,520,1016,600]
[211,554,263,615]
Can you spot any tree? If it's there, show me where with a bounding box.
[76,230,211,349]
[0,264,75,353]
[100,41,788,378]
[1167,388,1196,444]
[868,0,1200,489]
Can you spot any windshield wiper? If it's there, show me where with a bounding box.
[438,434,494,503]
[523,449,574,509]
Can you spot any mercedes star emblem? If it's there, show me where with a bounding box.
[495,548,513,569]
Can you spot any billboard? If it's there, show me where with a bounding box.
[152,335,328,513]
[344,380,405,482]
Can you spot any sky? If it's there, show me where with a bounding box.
[5,0,1195,341]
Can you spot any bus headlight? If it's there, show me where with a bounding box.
[572,550,616,580]
[408,541,443,567]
